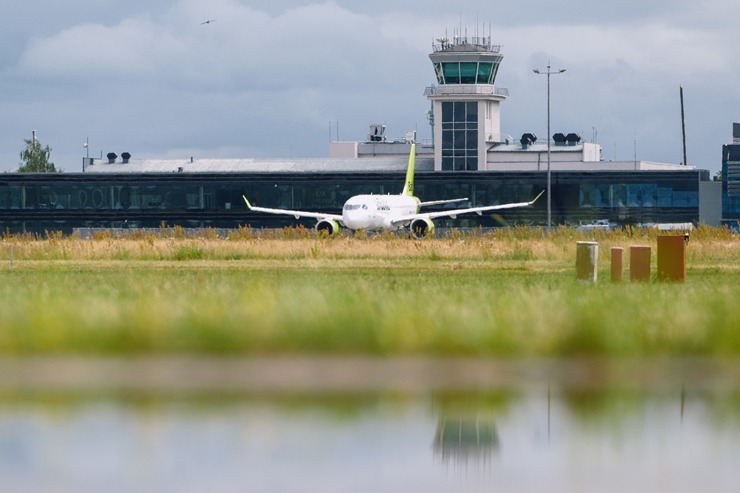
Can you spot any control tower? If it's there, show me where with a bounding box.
[426,32,508,171]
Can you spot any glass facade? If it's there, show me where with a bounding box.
[722,143,740,227]
[433,62,499,85]
[578,183,698,209]
[441,101,478,171]
[0,170,703,234]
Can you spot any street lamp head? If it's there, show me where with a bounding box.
[559,69,567,73]
[533,69,540,74]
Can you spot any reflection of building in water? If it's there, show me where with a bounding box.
[433,415,499,467]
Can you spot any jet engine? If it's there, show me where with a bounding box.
[410,217,434,239]
[316,219,341,236]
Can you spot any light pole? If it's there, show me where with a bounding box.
[533,63,566,229]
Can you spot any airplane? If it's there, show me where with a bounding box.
[242,143,544,238]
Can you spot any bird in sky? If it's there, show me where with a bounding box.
[200,19,216,25]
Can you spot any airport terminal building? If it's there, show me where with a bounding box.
[0,33,723,234]
[722,123,740,228]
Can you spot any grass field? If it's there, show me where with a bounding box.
[0,226,738,357]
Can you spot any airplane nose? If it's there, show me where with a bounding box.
[343,202,370,229]
[343,210,360,228]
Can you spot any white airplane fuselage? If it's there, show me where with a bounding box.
[342,194,419,231]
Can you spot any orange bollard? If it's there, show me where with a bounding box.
[611,247,624,282]
[657,234,688,282]
[630,245,651,282]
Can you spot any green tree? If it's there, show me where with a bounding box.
[18,134,57,172]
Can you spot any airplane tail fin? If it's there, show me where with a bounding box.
[401,143,416,197]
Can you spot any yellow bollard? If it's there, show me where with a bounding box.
[629,245,652,282]
[611,247,624,282]
[576,241,599,283]
[657,234,688,282]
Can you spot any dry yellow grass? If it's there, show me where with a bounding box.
[1,225,737,269]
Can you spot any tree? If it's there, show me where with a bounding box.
[18,133,57,172]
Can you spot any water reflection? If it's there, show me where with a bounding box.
[432,395,501,471]
[0,388,739,492]
[433,415,499,467]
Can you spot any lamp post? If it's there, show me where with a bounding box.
[533,63,566,229]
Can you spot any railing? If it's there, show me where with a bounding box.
[424,85,508,97]
[432,36,501,53]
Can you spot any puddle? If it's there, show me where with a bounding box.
[0,387,738,492]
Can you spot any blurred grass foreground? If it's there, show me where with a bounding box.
[0,226,739,357]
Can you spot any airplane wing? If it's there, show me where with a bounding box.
[389,190,544,226]
[419,197,468,207]
[243,196,343,222]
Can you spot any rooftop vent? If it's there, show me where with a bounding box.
[106,152,117,164]
[368,124,386,142]
[565,133,581,146]
[552,133,567,146]
[520,133,537,149]
[121,152,131,164]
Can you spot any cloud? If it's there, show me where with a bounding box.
[14,0,431,98]
[23,20,168,79]
[5,1,434,164]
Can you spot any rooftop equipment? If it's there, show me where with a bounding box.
[368,124,386,142]
[520,133,537,149]
[552,133,567,146]
[565,133,581,146]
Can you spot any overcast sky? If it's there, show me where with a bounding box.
[2,0,738,174]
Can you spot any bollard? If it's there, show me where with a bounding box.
[657,234,688,282]
[629,245,652,282]
[611,247,624,282]
[576,241,599,283]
